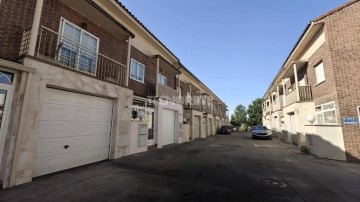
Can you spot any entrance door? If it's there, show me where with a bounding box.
[208,118,212,136]
[289,114,298,145]
[147,111,155,146]
[162,109,176,146]
[0,71,14,166]
[194,116,201,139]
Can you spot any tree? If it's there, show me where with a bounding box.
[247,98,263,126]
[230,104,247,126]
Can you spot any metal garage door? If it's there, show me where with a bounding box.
[162,109,176,146]
[34,88,113,177]
[194,116,201,139]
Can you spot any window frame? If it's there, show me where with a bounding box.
[315,101,337,125]
[130,58,145,83]
[314,61,326,85]
[59,17,100,75]
[158,74,167,85]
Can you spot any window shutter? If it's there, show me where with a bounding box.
[315,62,325,84]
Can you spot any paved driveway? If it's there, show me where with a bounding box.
[1,132,360,202]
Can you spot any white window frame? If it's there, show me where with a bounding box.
[130,58,145,83]
[315,101,337,124]
[314,61,326,84]
[59,18,99,75]
[158,74,167,85]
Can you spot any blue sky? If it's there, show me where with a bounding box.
[120,0,348,115]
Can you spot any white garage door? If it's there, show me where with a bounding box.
[162,109,176,146]
[34,88,113,177]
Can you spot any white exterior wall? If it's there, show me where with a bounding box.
[283,102,315,147]
[305,125,346,161]
[6,57,133,187]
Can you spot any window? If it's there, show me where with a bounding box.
[158,74,167,85]
[315,62,325,84]
[315,102,337,124]
[130,59,145,83]
[60,18,99,74]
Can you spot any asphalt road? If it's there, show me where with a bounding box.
[1,132,360,202]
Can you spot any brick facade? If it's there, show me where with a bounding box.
[129,46,157,98]
[40,0,128,65]
[0,0,36,61]
[316,1,360,161]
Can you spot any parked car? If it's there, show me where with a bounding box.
[219,125,233,134]
[251,126,272,139]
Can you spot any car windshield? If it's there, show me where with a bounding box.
[254,126,268,130]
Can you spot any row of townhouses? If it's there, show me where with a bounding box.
[0,0,229,188]
[262,0,360,162]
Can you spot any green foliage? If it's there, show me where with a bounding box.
[247,98,263,126]
[230,104,247,126]
[239,123,249,131]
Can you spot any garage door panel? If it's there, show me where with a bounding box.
[34,88,113,177]
[162,109,175,146]
[34,154,63,177]
[35,138,66,157]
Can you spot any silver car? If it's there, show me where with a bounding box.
[251,126,272,139]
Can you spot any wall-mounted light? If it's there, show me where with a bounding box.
[306,115,316,124]
[137,111,145,119]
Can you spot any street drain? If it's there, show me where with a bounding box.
[164,170,182,177]
[263,178,288,188]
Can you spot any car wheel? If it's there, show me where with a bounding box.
[252,135,256,139]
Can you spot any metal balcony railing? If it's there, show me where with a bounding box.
[299,86,313,101]
[20,26,127,86]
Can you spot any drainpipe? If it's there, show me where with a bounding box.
[28,0,44,56]
[126,36,132,87]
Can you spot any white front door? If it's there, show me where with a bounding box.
[0,71,14,167]
[147,111,155,146]
[34,88,113,177]
[289,114,297,145]
[162,109,176,146]
[194,116,201,139]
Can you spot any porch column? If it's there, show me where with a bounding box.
[125,36,132,87]
[189,83,192,109]
[293,64,300,101]
[282,79,286,106]
[28,0,44,56]
[156,57,160,97]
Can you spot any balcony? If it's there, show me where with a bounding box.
[299,86,313,101]
[147,83,180,103]
[285,86,313,106]
[20,26,127,86]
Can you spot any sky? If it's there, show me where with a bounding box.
[120,0,349,115]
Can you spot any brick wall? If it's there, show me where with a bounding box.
[159,66,176,90]
[40,0,128,65]
[0,0,36,61]
[129,46,157,97]
[316,1,360,161]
